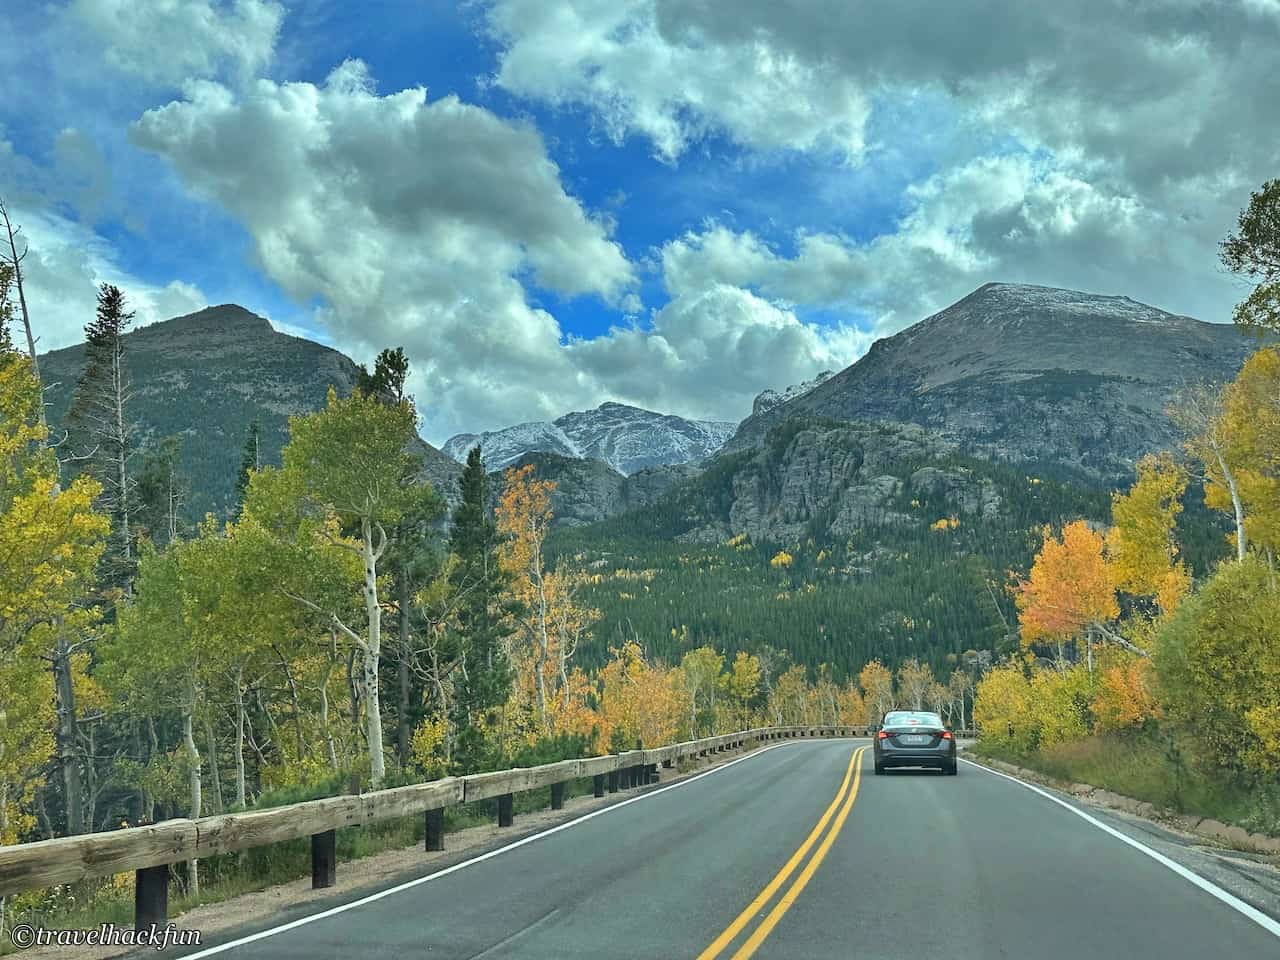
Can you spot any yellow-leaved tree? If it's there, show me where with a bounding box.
[596,642,681,751]
[1107,453,1191,616]
[497,464,599,738]
[0,344,107,841]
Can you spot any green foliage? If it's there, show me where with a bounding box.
[1221,178,1280,336]
[445,446,517,766]
[1153,556,1280,775]
[552,447,1109,678]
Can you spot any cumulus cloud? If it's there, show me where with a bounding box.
[659,150,1241,344]
[568,285,869,420]
[5,207,206,352]
[69,0,284,87]
[127,59,871,437]
[485,0,1276,329]
[486,0,871,163]
[487,1,1280,192]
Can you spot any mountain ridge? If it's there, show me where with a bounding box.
[725,282,1257,479]
[443,401,735,475]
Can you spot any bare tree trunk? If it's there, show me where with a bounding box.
[52,630,85,835]
[112,338,131,574]
[182,708,201,898]
[233,669,247,808]
[396,566,412,767]
[0,200,41,409]
[532,560,550,731]
[321,630,340,770]
[203,717,223,814]
[1209,438,1247,561]
[361,518,386,788]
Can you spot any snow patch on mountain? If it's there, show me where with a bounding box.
[442,421,581,468]
[443,402,735,475]
[752,371,835,417]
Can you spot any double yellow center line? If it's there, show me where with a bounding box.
[697,745,868,960]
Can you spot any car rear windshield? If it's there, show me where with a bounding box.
[883,712,944,727]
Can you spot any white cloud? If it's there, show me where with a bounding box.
[5,207,206,353]
[658,151,1236,345]
[569,285,869,421]
[484,0,1276,332]
[69,0,284,87]
[128,59,875,438]
[487,0,871,163]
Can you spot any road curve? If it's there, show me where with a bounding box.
[178,740,1280,959]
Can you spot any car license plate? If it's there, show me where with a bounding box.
[903,734,929,745]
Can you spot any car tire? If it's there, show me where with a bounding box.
[945,761,958,776]
[874,761,884,775]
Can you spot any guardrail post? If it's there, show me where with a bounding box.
[607,770,619,793]
[594,773,606,797]
[425,807,444,852]
[497,793,514,827]
[134,864,168,930]
[648,763,659,784]
[311,829,336,889]
[551,782,565,810]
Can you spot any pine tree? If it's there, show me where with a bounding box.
[136,435,187,547]
[70,283,137,589]
[448,446,516,767]
[235,420,261,509]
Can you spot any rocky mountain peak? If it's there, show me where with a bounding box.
[443,401,736,476]
[752,370,835,417]
[725,282,1256,479]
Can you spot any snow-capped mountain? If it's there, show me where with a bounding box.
[726,282,1256,478]
[443,402,736,475]
[751,370,835,417]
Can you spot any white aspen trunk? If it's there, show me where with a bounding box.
[1211,438,1247,561]
[203,718,223,814]
[532,555,550,731]
[234,668,247,808]
[362,518,386,788]
[182,709,201,898]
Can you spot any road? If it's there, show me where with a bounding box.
[180,739,1280,959]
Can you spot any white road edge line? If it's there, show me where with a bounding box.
[961,757,1280,939]
[180,738,852,958]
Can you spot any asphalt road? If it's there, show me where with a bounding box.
[180,740,1280,959]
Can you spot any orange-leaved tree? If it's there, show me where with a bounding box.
[1016,521,1140,661]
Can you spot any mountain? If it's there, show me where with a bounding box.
[751,370,834,417]
[39,304,459,521]
[443,401,735,475]
[487,452,698,527]
[727,283,1258,480]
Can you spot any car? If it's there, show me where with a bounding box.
[873,710,958,775]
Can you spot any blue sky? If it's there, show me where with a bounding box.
[1,1,1275,441]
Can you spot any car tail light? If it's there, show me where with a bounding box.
[940,730,952,740]
[877,730,889,740]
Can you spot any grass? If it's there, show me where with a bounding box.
[1,777,606,954]
[971,733,1271,832]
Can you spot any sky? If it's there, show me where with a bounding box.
[1,1,1277,444]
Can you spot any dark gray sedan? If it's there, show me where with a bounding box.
[873,710,958,775]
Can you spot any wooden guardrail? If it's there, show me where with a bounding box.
[0,725,870,928]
